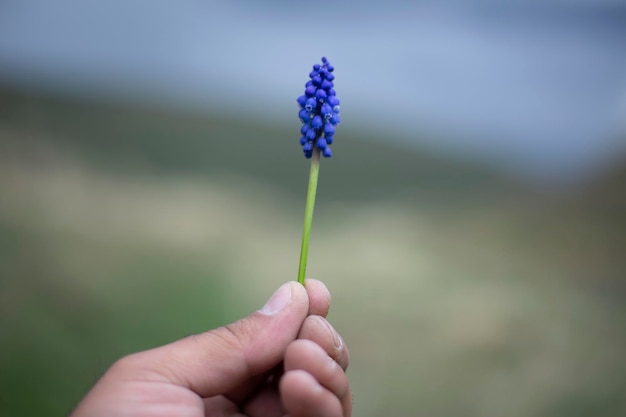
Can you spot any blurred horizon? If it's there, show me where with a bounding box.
[1,0,626,184]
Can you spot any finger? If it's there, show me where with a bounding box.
[304,279,331,317]
[298,315,350,371]
[284,340,351,417]
[111,282,310,399]
[231,280,332,407]
[280,370,344,417]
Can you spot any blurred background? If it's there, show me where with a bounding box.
[1,0,625,416]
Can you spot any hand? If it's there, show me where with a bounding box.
[70,279,351,417]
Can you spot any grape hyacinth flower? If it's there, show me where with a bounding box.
[296,57,340,285]
[297,57,340,159]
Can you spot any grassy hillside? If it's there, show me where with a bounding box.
[0,88,529,205]
[1,87,625,416]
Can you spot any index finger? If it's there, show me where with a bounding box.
[304,279,331,317]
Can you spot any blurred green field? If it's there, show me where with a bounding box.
[1,89,625,416]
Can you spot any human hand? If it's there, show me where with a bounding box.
[70,279,351,417]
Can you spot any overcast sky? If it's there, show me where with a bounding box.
[1,0,625,183]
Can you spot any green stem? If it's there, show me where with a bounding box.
[297,148,321,285]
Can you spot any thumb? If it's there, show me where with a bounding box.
[125,282,310,398]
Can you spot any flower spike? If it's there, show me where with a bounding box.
[297,57,339,158]
[296,57,339,285]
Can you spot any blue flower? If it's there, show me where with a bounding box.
[312,115,323,130]
[297,57,339,158]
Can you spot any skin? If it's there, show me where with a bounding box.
[70,279,351,417]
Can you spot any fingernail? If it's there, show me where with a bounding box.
[259,283,292,315]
